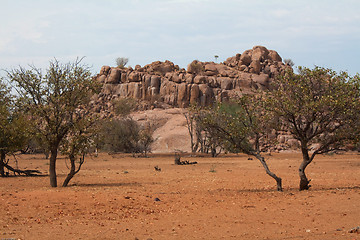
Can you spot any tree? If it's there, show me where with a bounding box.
[194,96,283,191]
[137,123,155,157]
[7,58,99,187]
[184,111,198,153]
[0,78,30,176]
[60,109,98,187]
[284,59,295,67]
[116,57,129,68]
[265,66,360,190]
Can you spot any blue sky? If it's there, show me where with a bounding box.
[1,0,359,76]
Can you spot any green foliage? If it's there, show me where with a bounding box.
[8,58,100,148]
[98,118,140,153]
[0,78,29,154]
[0,78,30,176]
[193,96,283,191]
[266,66,360,190]
[266,66,360,154]
[98,118,154,155]
[137,124,155,157]
[194,95,274,155]
[6,58,100,186]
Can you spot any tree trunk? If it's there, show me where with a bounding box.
[49,147,58,187]
[211,147,216,158]
[254,153,283,191]
[0,151,5,177]
[62,154,76,187]
[299,146,312,191]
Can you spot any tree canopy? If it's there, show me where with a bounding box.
[193,96,282,191]
[265,66,360,190]
[7,58,100,187]
[0,78,30,176]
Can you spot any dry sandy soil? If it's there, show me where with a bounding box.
[1,152,359,240]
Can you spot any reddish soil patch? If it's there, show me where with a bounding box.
[1,152,359,239]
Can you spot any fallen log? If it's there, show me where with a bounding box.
[4,163,42,176]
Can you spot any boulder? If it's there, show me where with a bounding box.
[121,72,127,83]
[128,72,140,82]
[135,65,142,71]
[194,75,206,84]
[145,60,176,75]
[190,84,200,105]
[105,68,121,84]
[100,65,111,76]
[199,84,214,106]
[204,63,218,76]
[177,83,189,108]
[169,72,181,83]
[251,46,269,61]
[102,84,117,95]
[150,76,161,93]
[218,77,233,90]
[185,74,194,84]
[97,75,106,84]
[252,73,270,88]
[160,80,177,105]
[133,83,142,99]
[143,74,151,88]
[268,50,282,62]
[239,51,252,66]
[249,60,261,74]
[207,76,218,88]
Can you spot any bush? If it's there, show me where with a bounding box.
[113,98,137,116]
[98,118,140,153]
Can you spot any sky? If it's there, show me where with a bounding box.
[1,0,360,77]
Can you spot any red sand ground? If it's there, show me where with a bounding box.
[1,152,359,240]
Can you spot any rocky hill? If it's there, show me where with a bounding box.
[92,46,290,115]
[91,46,294,153]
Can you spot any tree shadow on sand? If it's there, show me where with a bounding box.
[234,185,360,193]
[69,182,143,188]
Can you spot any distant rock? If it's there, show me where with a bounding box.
[93,46,288,112]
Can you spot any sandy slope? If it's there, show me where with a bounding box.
[1,152,359,239]
[132,108,191,153]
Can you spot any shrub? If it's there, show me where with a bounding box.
[113,98,137,116]
[98,118,140,153]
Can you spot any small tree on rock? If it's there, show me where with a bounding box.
[116,57,129,68]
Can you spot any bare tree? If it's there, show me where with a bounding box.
[116,57,129,68]
[184,112,198,153]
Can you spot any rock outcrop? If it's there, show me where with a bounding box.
[92,46,290,114]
